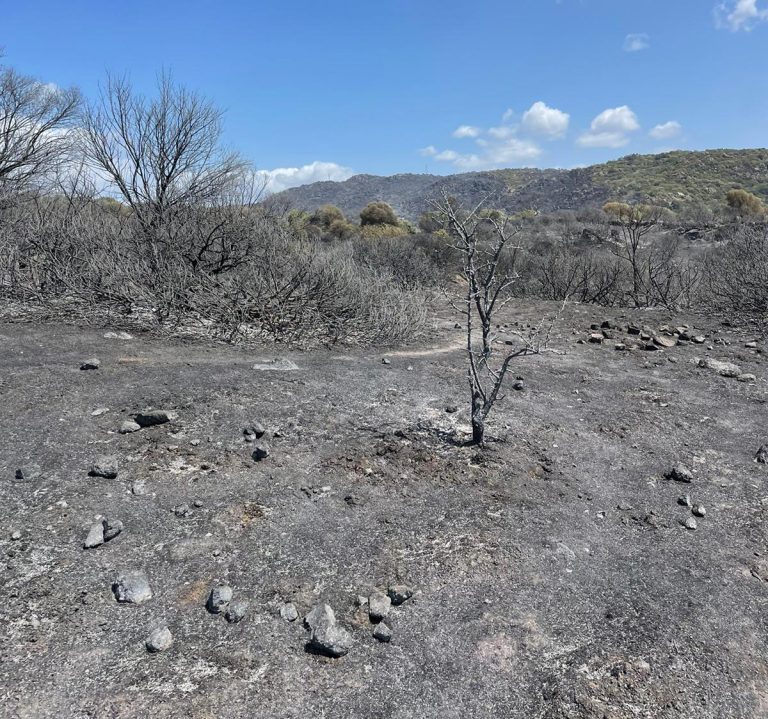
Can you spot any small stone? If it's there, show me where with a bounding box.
[615,344,627,351]
[280,602,299,622]
[368,592,392,622]
[91,407,110,416]
[14,469,24,481]
[11,530,22,541]
[445,405,458,414]
[84,522,105,549]
[373,622,392,643]
[243,432,256,443]
[225,600,249,623]
[252,445,270,461]
[113,571,153,604]
[588,333,603,344]
[756,444,768,464]
[683,517,697,531]
[692,336,706,344]
[737,373,756,383]
[677,494,692,508]
[207,584,233,613]
[102,518,123,541]
[119,420,142,434]
[131,480,148,495]
[193,500,203,508]
[146,626,173,653]
[746,341,758,349]
[692,504,706,517]
[173,504,192,517]
[512,380,524,391]
[305,604,352,658]
[382,358,391,365]
[89,456,118,479]
[387,584,414,605]
[133,409,178,427]
[244,423,266,439]
[80,358,100,370]
[665,464,693,483]
[653,335,676,348]
[190,439,200,446]
[698,357,742,377]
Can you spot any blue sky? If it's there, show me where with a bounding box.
[4,0,768,190]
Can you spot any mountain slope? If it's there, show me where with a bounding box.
[270,149,768,221]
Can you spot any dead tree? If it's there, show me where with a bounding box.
[431,190,559,445]
[0,63,81,192]
[80,73,249,268]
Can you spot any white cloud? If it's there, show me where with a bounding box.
[623,33,650,52]
[649,121,682,140]
[715,0,768,30]
[502,108,515,123]
[257,161,354,194]
[426,137,541,171]
[452,125,481,139]
[419,145,438,157]
[521,101,570,139]
[578,105,640,148]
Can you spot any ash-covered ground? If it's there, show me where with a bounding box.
[1,302,767,718]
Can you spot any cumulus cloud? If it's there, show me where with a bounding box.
[452,125,481,139]
[649,121,682,140]
[257,161,354,194]
[715,0,768,30]
[521,101,570,139]
[623,33,650,52]
[578,105,640,148]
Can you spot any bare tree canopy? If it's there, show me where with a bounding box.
[80,73,248,238]
[0,64,81,191]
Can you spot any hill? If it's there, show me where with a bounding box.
[270,149,768,221]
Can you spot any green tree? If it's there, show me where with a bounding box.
[360,201,399,226]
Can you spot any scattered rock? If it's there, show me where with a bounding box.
[225,600,249,623]
[91,407,110,416]
[146,626,173,653]
[133,409,178,427]
[280,603,299,622]
[131,480,148,495]
[11,530,22,541]
[512,380,525,391]
[80,358,100,371]
[305,603,352,658]
[207,585,233,614]
[173,504,192,517]
[677,495,692,508]
[665,464,693,483]
[683,517,697,531]
[83,522,104,549]
[244,423,266,439]
[745,341,758,349]
[692,335,706,344]
[113,571,153,604]
[368,592,392,623]
[119,420,142,434]
[382,358,391,365]
[373,622,392,643]
[387,584,414,605]
[698,358,742,377]
[737,373,756,383]
[653,335,676,349]
[89,456,118,479]
[445,405,458,414]
[692,504,706,517]
[588,333,603,344]
[102,518,123,541]
[755,444,768,464]
[627,325,641,335]
[252,445,270,461]
[14,469,24,481]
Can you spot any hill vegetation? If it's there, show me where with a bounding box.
[272,149,768,220]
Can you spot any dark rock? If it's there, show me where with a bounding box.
[80,358,100,371]
[665,464,694,483]
[89,456,118,479]
[373,622,392,643]
[133,409,178,427]
[252,445,270,461]
[225,600,249,623]
[755,444,768,464]
[387,584,414,605]
[102,518,123,541]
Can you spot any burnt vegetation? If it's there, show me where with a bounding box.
[1,57,767,356]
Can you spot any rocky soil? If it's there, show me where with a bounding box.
[1,301,767,718]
